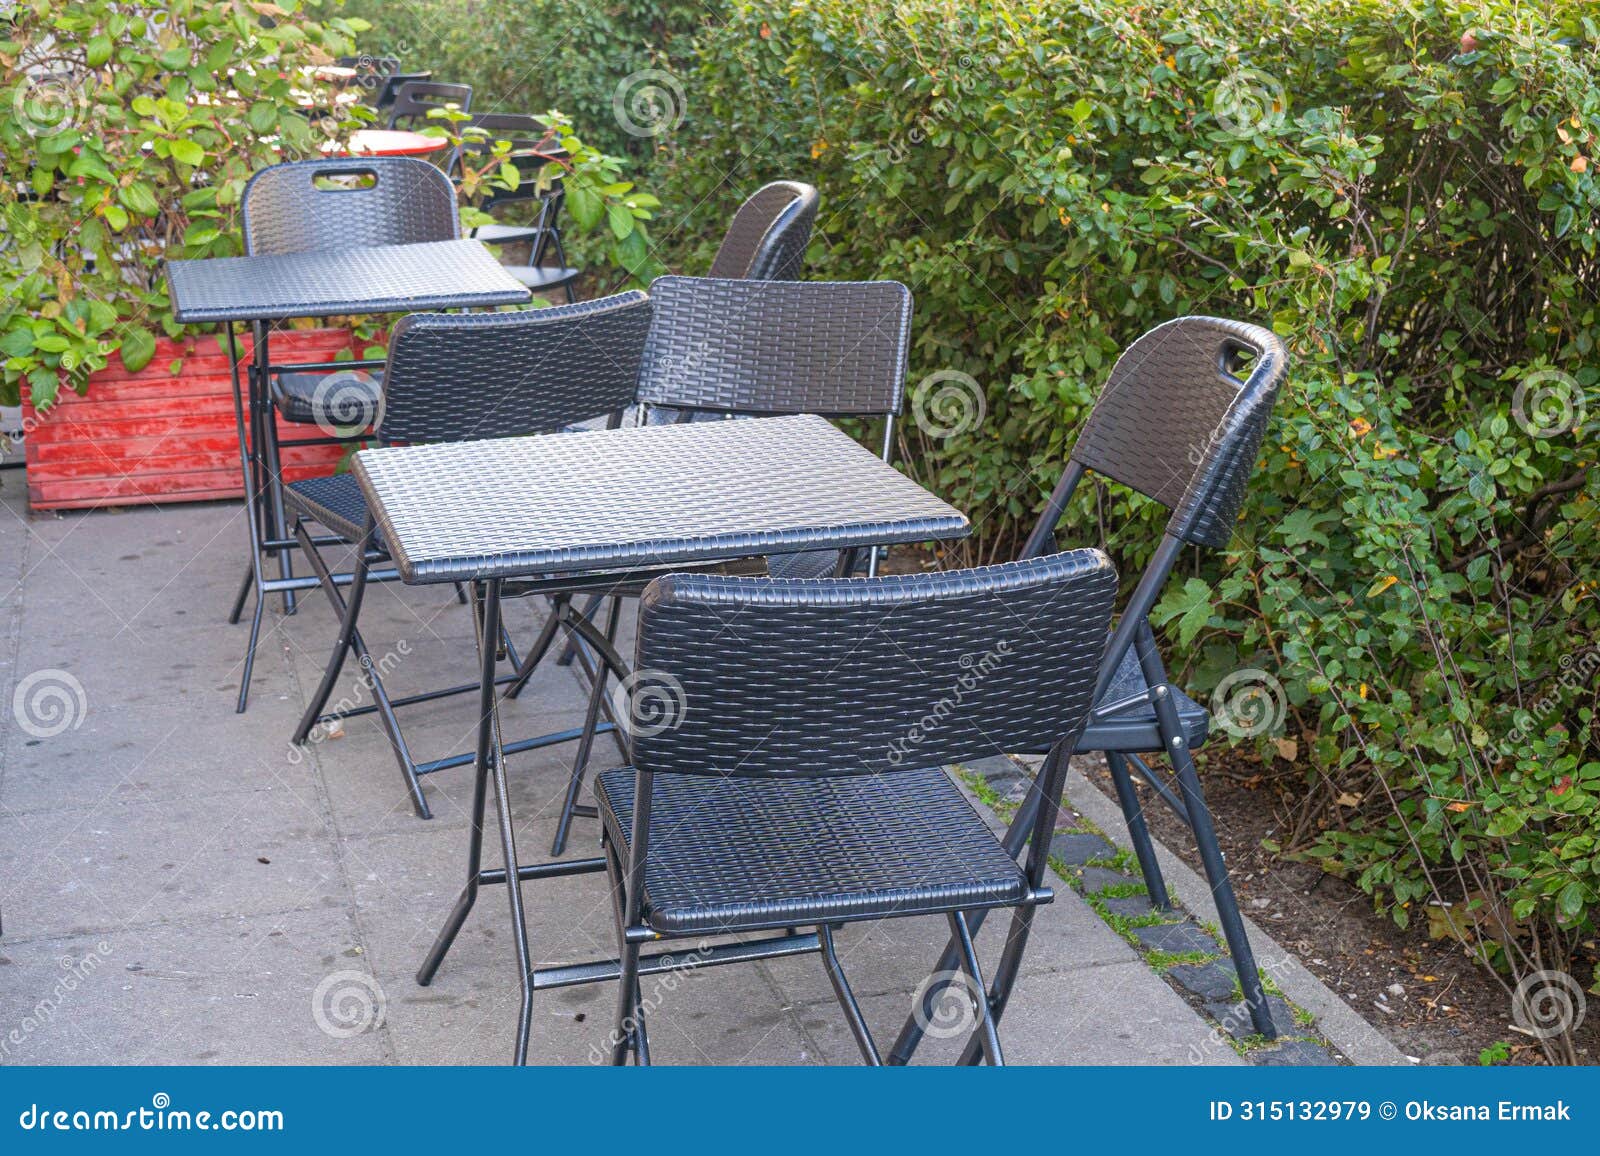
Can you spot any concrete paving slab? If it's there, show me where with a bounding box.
[0,701,320,815]
[0,787,342,939]
[0,907,387,1064]
[0,492,1381,1065]
[791,960,1243,1065]
[16,597,304,715]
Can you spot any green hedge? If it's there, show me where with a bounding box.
[339,0,709,157]
[352,0,1600,1042]
[655,0,1600,1024]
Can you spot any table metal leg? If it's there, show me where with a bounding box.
[225,325,269,714]
[251,322,297,616]
[476,579,537,1063]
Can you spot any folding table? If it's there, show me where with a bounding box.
[351,413,971,1063]
[165,239,531,711]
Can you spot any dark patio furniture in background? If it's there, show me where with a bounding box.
[239,155,460,612]
[288,291,655,818]
[370,70,433,113]
[708,180,819,281]
[165,218,529,712]
[642,181,818,433]
[888,315,1290,1056]
[538,274,915,855]
[454,112,578,301]
[385,80,473,130]
[599,549,1117,1063]
[348,413,970,1063]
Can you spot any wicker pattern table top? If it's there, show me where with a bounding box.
[354,414,970,584]
[166,239,531,323]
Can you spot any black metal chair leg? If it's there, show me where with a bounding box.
[504,594,570,700]
[957,905,1034,1065]
[471,580,536,1064]
[293,518,430,818]
[416,682,493,987]
[235,584,265,714]
[610,939,644,1066]
[556,592,603,667]
[1107,750,1173,910]
[228,564,252,625]
[818,924,882,1065]
[1169,736,1275,1038]
[550,598,621,856]
[292,521,368,745]
[887,785,1042,1064]
[948,910,1003,1065]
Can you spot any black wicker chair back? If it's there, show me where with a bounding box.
[375,291,652,443]
[637,276,911,417]
[371,69,432,110]
[708,181,819,281]
[386,80,473,129]
[242,156,460,256]
[1064,317,1287,548]
[629,551,1117,780]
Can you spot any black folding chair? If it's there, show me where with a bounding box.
[888,316,1290,1057]
[531,275,914,855]
[597,549,1118,1063]
[228,157,461,665]
[452,113,578,302]
[385,80,472,130]
[370,69,431,112]
[287,291,654,818]
[707,180,819,280]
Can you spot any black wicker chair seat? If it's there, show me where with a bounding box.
[594,765,1028,934]
[508,264,581,292]
[272,369,384,426]
[285,474,379,548]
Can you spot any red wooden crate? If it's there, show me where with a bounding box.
[21,329,360,511]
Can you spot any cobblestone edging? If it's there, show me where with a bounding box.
[960,757,1343,1066]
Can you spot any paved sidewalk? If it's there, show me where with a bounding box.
[0,482,1358,1064]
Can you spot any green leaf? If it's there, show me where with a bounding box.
[86,34,114,67]
[169,139,205,168]
[566,184,603,233]
[248,102,278,135]
[606,200,635,240]
[119,328,157,373]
